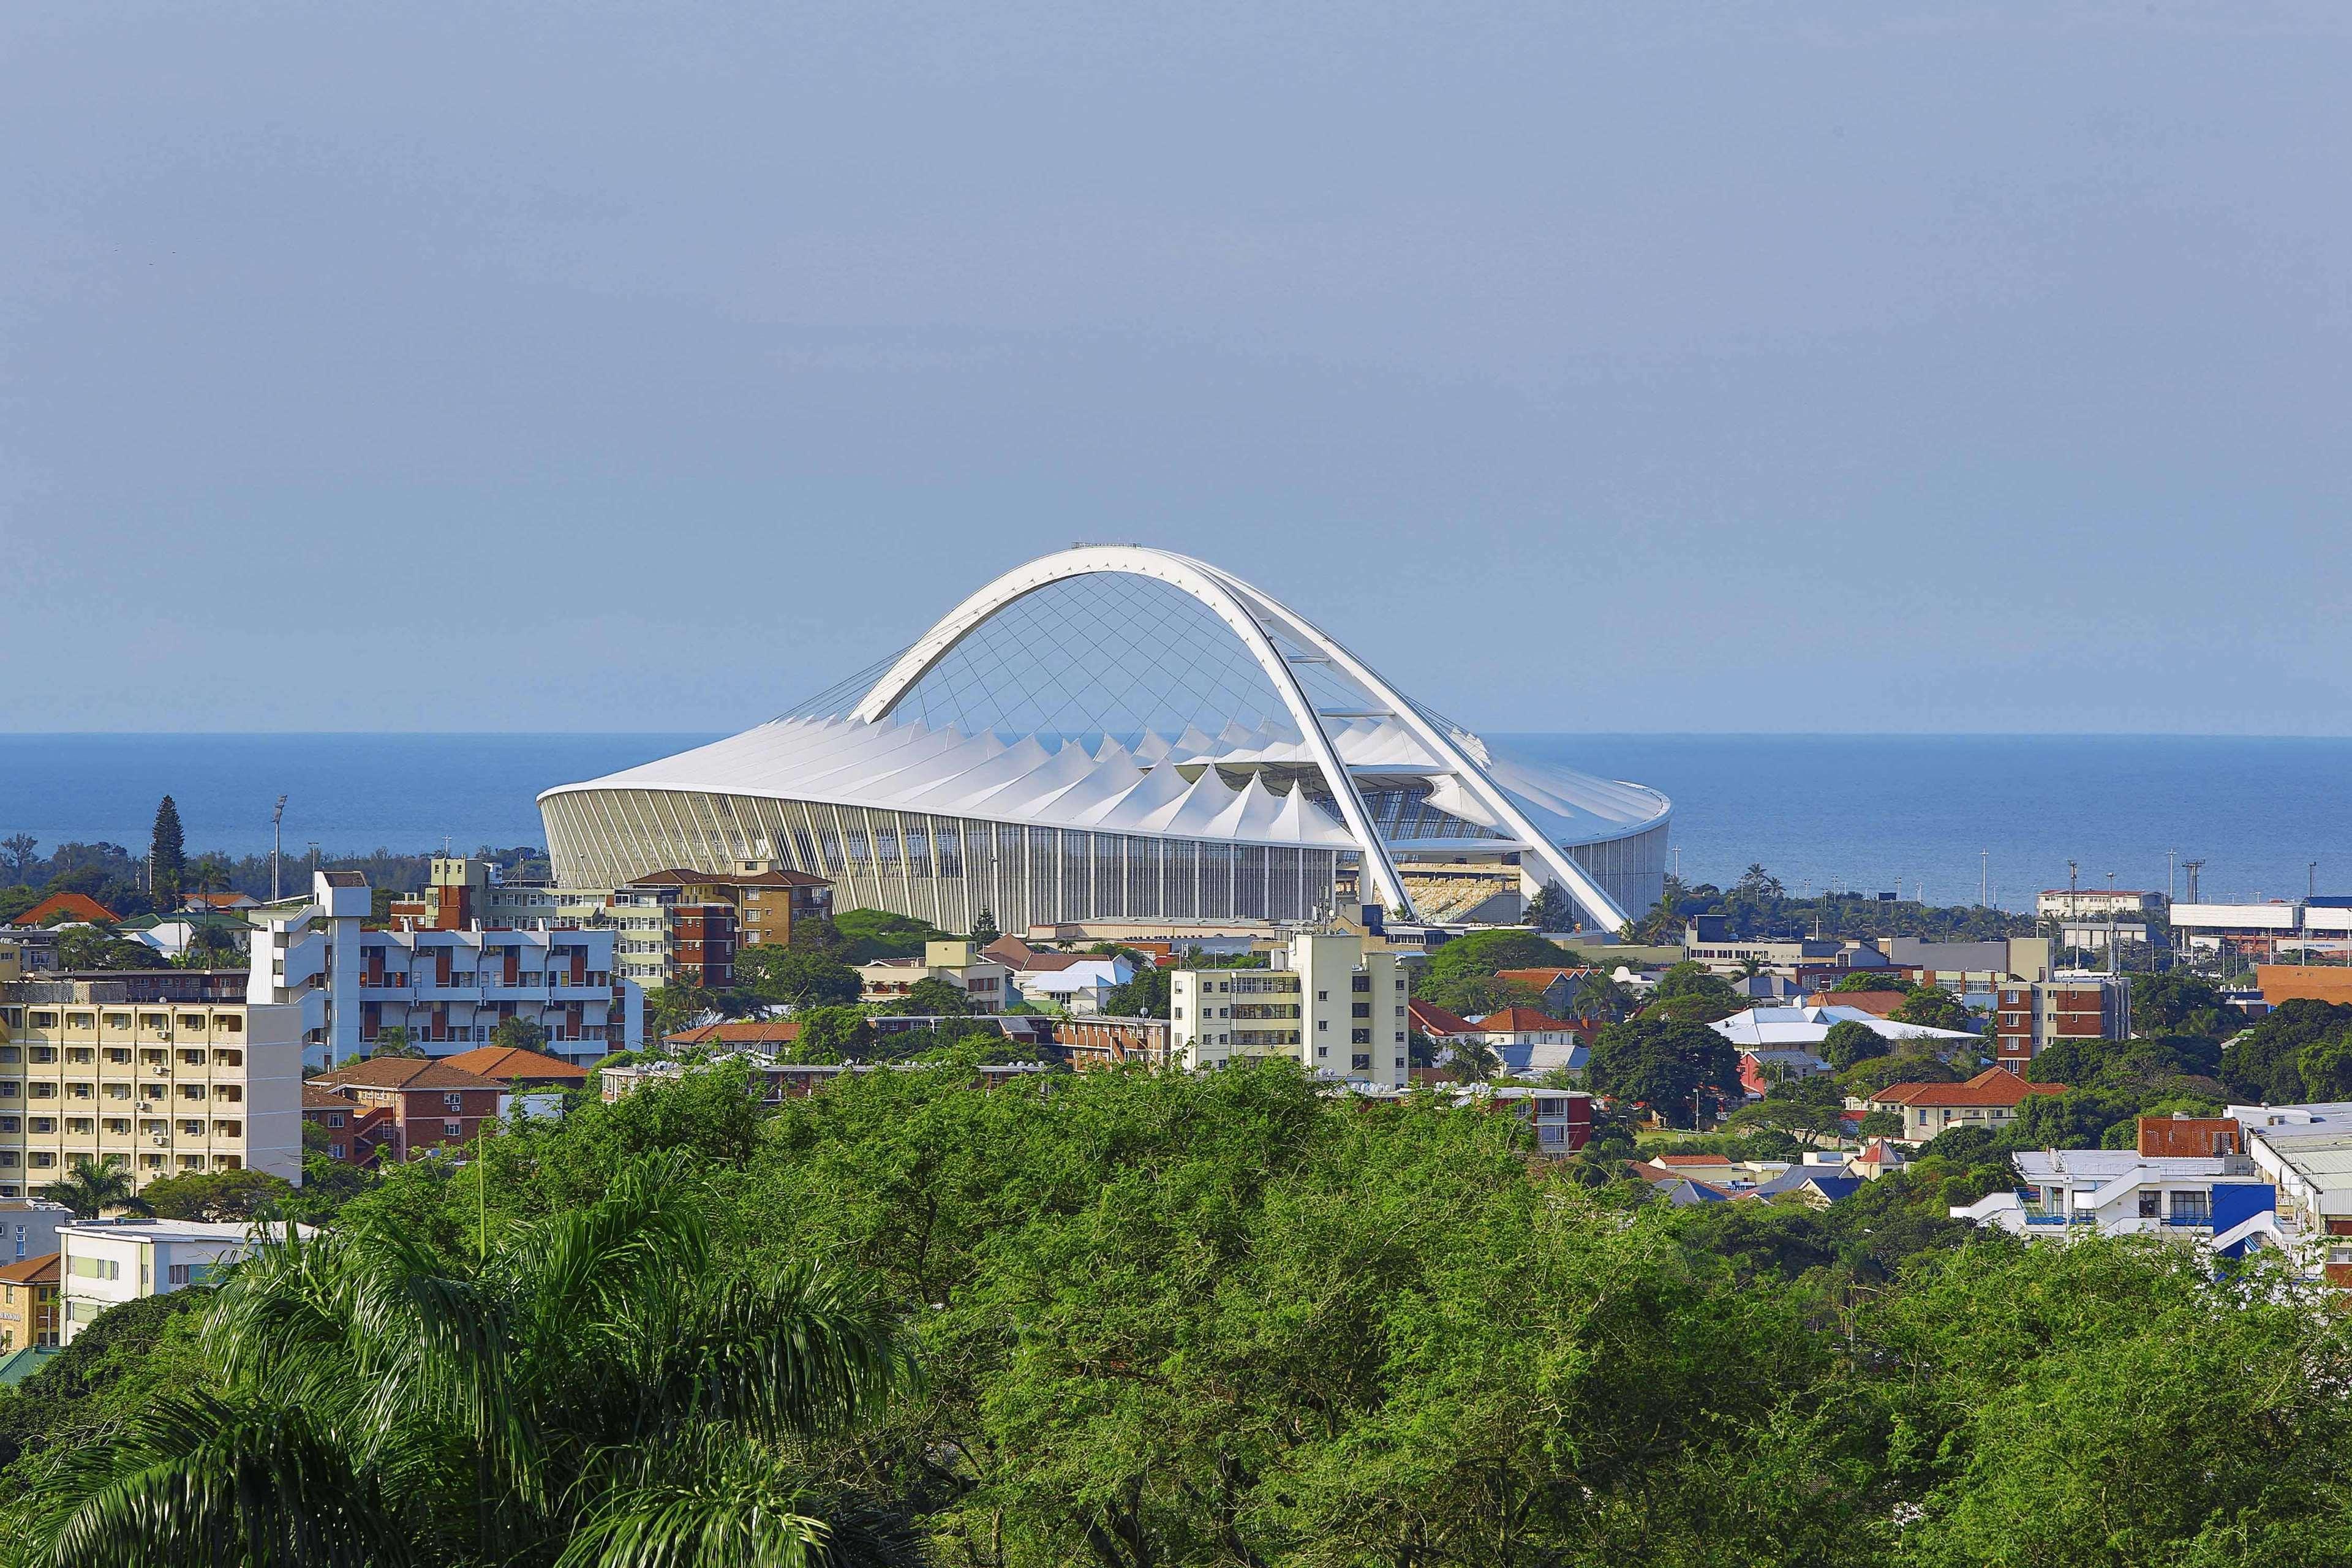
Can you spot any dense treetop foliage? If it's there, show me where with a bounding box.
[6,1057,2335,1566]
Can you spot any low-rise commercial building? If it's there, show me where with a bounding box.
[855,941,1013,1009]
[2037,889,2160,920]
[1991,976,2130,1066]
[58,1218,311,1344]
[0,1252,59,1349]
[1051,1016,1169,1069]
[0,974,303,1198]
[1172,929,1409,1087]
[2254,965,2352,1009]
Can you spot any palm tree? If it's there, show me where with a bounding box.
[6,1151,919,1567]
[1447,1036,1502,1085]
[42,1155,149,1220]
[1573,970,1630,1025]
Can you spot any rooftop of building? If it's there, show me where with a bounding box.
[309,1058,508,1093]
[1470,1006,1578,1033]
[59,1218,314,1242]
[620,867,832,891]
[6,892,119,928]
[2009,1148,2254,1183]
[1870,1066,2068,1109]
[663,1020,806,1049]
[0,1251,58,1286]
[439,1044,589,1083]
[301,1085,361,1110]
[1404,998,1477,1036]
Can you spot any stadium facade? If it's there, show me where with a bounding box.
[540,548,1670,932]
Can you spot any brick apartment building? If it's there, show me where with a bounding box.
[306,1058,506,1161]
[1992,977,2132,1066]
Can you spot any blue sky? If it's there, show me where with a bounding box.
[2,3,2346,734]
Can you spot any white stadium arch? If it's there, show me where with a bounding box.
[541,546,1670,932]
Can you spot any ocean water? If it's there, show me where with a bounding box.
[0,733,2344,913]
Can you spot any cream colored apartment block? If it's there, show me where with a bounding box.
[0,986,303,1199]
[1172,929,1408,1088]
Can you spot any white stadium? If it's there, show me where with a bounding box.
[540,547,1670,933]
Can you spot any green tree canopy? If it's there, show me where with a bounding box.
[1585,1017,1742,1128]
[1820,1017,1890,1072]
[1420,928,1576,989]
[2132,969,2230,1038]
[735,943,863,1009]
[791,1005,878,1062]
[138,1169,296,1223]
[1831,970,1909,993]
[2222,999,2352,1104]
[897,975,972,1016]
[1890,984,1972,1031]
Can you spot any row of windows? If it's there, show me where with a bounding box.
[0,1047,244,1068]
[7,1010,245,1035]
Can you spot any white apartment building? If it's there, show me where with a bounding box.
[0,981,302,1199]
[1952,1149,2281,1250]
[1170,929,1409,1087]
[252,871,641,1068]
[2035,889,2160,920]
[58,1218,312,1344]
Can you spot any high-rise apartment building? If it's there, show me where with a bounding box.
[252,869,641,1068]
[0,976,303,1199]
[1170,929,1409,1087]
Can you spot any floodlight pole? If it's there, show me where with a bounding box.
[271,795,288,902]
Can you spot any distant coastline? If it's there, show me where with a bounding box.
[1,731,2346,913]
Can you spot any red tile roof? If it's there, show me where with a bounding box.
[440,1045,588,1083]
[1650,1152,1735,1167]
[1473,1006,1577,1034]
[309,1058,507,1093]
[302,1085,361,1111]
[7,892,118,929]
[1406,999,1477,1036]
[1869,1066,2066,1109]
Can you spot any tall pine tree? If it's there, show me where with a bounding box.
[150,794,186,904]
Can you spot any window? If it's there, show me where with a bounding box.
[2138,1191,2160,1219]
[1316,1046,1329,1057]
[165,1262,213,1286]
[328,1142,346,1159]
[69,1256,121,1281]
[443,1093,464,1112]
[1352,1003,1370,1018]
[1351,1029,1371,1045]
[1351,1054,1371,1072]
[443,1120,463,1137]
[1352,974,1370,993]
[1316,1020,1327,1032]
